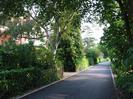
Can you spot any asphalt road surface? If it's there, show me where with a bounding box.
[20,62,117,99]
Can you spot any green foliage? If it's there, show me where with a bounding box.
[86,48,99,65]
[4,18,45,41]
[0,0,100,98]
[0,41,36,69]
[116,71,133,98]
[0,67,35,95]
[76,56,89,71]
[35,47,55,69]
[0,0,25,21]
[0,67,59,97]
[94,0,133,98]
[124,47,133,69]
[0,0,90,19]
[98,44,109,58]
[57,21,84,72]
[0,41,62,97]
[0,0,91,74]
[83,37,96,49]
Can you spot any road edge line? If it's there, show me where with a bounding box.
[109,64,119,99]
[16,66,94,99]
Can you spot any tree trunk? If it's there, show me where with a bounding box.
[116,0,133,46]
[127,0,133,23]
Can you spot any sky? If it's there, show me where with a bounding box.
[81,22,104,43]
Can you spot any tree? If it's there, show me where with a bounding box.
[91,0,133,98]
[93,0,133,69]
[0,0,91,58]
[57,15,84,71]
[98,44,108,58]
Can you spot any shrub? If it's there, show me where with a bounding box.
[0,41,36,69]
[57,26,84,72]
[0,41,63,98]
[0,67,60,97]
[35,47,54,69]
[0,67,35,95]
[76,56,89,71]
[86,48,99,65]
[116,71,133,98]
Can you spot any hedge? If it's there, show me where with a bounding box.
[76,57,89,71]
[116,71,133,98]
[0,67,60,97]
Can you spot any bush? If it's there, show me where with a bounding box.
[35,47,54,69]
[57,26,84,72]
[116,71,133,98]
[0,67,60,97]
[0,42,62,98]
[0,41,36,69]
[0,67,35,95]
[76,56,89,71]
[86,48,99,65]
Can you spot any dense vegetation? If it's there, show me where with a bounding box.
[92,0,133,98]
[0,41,62,98]
[0,0,132,99]
[0,0,91,98]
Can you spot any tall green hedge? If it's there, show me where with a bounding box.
[0,67,60,98]
[76,56,89,71]
[85,48,99,65]
[0,41,36,69]
[0,41,62,98]
[57,25,85,72]
[0,67,35,95]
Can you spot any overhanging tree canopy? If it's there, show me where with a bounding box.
[0,0,91,57]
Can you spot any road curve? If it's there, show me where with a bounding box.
[20,62,117,99]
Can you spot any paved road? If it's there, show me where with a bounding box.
[20,62,117,99]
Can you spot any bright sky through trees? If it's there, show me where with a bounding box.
[81,22,104,43]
